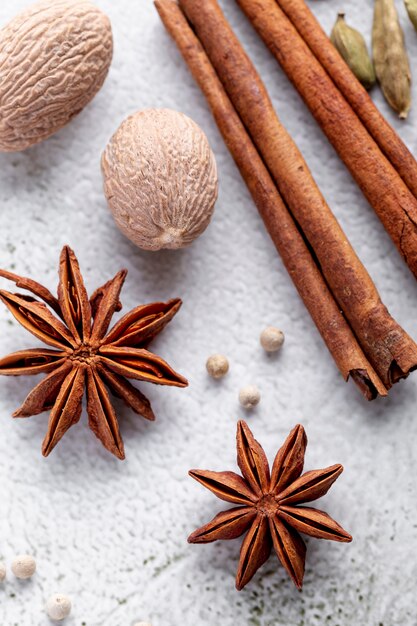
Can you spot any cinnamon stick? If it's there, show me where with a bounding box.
[176,0,417,389]
[234,0,417,278]
[274,0,417,200]
[155,0,386,399]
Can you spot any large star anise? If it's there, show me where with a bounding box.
[0,246,188,459]
[188,421,352,590]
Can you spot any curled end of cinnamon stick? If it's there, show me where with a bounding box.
[349,369,388,400]
[389,359,417,385]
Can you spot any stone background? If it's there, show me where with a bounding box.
[1,0,417,624]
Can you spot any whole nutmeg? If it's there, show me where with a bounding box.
[11,554,36,579]
[0,0,113,152]
[102,108,218,251]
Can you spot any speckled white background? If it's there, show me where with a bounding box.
[1,0,417,624]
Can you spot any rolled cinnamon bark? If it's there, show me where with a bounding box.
[176,0,417,389]
[155,0,387,399]
[234,0,417,279]
[274,0,417,200]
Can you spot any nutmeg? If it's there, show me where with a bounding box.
[0,0,113,152]
[101,108,218,251]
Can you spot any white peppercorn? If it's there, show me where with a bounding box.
[260,326,285,353]
[206,354,229,379]
[46,594,72,621]
[11,554,36,579]
[239,385,261,409]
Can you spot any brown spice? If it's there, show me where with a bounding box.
[0,0,113,152]
[188,421,352,590]
[233,0,417,278]
[272,0,417,200]
[176,0,417,390]
[155,0,387,399]
[0,246,187,458]
[102,108,218,251]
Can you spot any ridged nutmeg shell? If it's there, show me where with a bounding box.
[101,108,218,251]
[0,0,113,152]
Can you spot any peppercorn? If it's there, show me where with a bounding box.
[206,354,229,379]
[260,326,285,352]
[11,555,36,579]
[239,385,261,409]
[46,594,72,621]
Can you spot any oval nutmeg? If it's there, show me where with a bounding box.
[101,108,218,251]
[0,0,113,152]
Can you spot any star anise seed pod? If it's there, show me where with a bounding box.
[188,421,352,590]
[0,246,188,459]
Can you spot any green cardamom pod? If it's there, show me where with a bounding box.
[373,0,411,119]
[330,13,376,90]
[405,0,417,32]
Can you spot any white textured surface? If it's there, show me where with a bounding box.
[1,1,417,624]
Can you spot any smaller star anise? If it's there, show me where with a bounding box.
[0,246,188,459]
[188,421,352,590]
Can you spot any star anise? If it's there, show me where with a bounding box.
[188,421,352,590]
[0,246,188,459]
